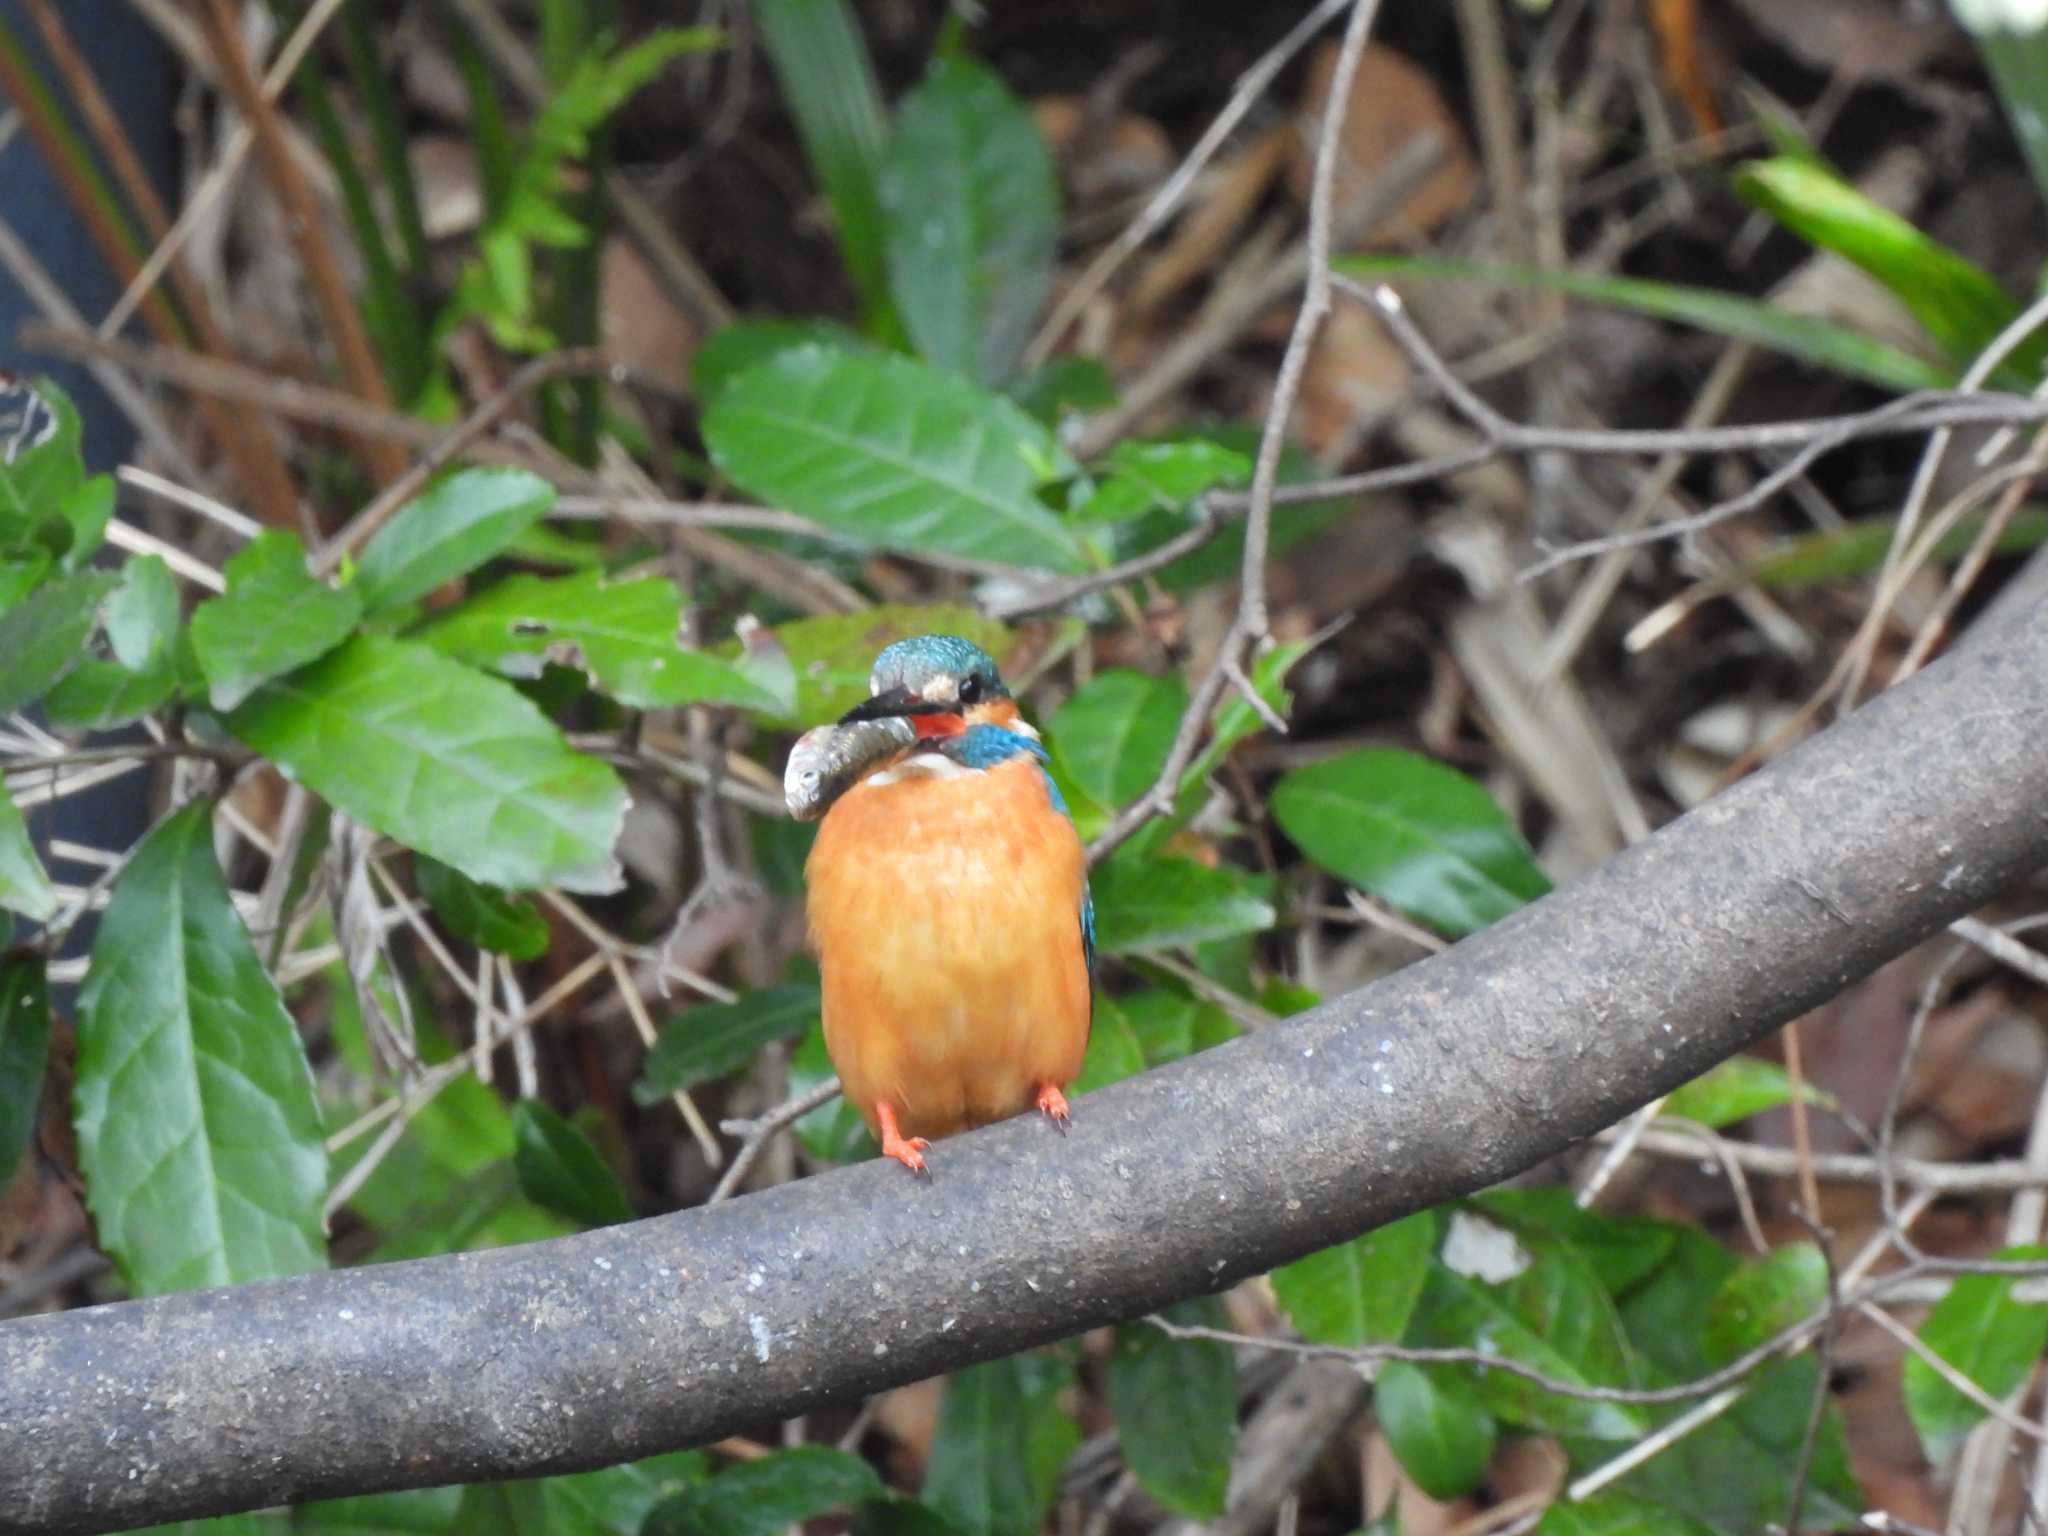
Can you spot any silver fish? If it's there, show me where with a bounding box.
[784,717,916,821]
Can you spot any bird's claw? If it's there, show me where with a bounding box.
[1035,1083,1072,1133]
[882,1133,932,1175]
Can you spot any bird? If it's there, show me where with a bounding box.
[798,634,1093,1173]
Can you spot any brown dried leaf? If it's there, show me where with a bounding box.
[1288,42,1478,246]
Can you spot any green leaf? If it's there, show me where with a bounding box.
[1109,1297,1236,1518]
[352,468,554,613]
[415,856,548,960]
[0,776,56,923]
[1747,506,2048,591]
[0,955,50,1188]
[788,1021,875,1165]
[41,656,177,730]
[1272,1209,1438,1347]
[752,0,896,333]
[191,531,364,711]
[294,1487,465,1535]
[1533,1492,1719,1536]
[1956,6,2048,215]
[1272,748,1550,937]
[880,56,1059,384]
[691,318,873,409]
[455,1451,707,1536]
[1662,1056,1834,1130]
[1410,1232,1645,1441]
[1107,988,1238,1067]
[923,1353,1080,1536]
[1902,1245,2048,1463]
[104,553,177,669]
[705,348,1088,572]
[0,378,111,567]
[227,635,628,894]
[744,604,1021,726]
[1376,1361,1496,1501]
[1735,157,2030,374]
[1467,1190,1679,1296]
[634,984,821,1102]
[0,569,114,712]
[1702,1243,1826,1365]
[512,1099,632,1227]
[646,1446,883,1536]
[1090,853,1276,955]
[74,803,329,1294]
[1049,670,1187,811]
[43,558,181,729]
[1075,439,1252,524]
[1338,253,1954,392]
[1070,997,1144,1096]
[1009,356,1117,426]
[420,570,789,713]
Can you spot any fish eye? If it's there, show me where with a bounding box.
[957,673,983,705]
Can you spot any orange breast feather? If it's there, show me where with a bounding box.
[805,756,1090,1143]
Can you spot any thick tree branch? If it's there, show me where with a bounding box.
[8,607,2048,1534]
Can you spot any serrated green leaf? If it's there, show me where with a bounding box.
[1735,157,2031,376]
[0,569,114,712]
[191,531,364,711]
[645,1446,882,1536]
[635,984,821,1102]
[228,635,628,893]
[1070,996,1144,1095]
[75,803,329,1294]
[1338,253,1954,391]
[881,56,1059,384]
[353,468,554,613]
[0,955,50,1188]
[1273,1209,1437,1348]
[1109,1297,1236,1518]
[1049,670,1187,811]
[691,318,874,409]
[923,1354,1080,1536]
[1533,1493,1719,1536]
[512,1099,632,1227]
[420,570,789,713]
[0,776,55,923]
[1090,852,1275,955]
[1106,988,1238,1067]
[705,348,1088,572]
[1902,1245,2048,1463]
[1377,1361,1496,1501]
[1075,439,1252,524]
[743,605,1022,726]
[1703,1244,1826,1365]
[1411,1235,1645,1441]
[1662,1056,1835,1130]
[1272,748,1549,937]
[788,1021,874,1165]
[415,856,548,959]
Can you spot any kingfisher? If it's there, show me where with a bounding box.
[794,635,1093,1174]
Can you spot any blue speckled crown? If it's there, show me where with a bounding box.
[869,635,1008,698]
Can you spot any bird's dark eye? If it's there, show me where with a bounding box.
[957,673,983,705]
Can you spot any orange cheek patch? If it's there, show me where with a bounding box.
[913,713,966,738]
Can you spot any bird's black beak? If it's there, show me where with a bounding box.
[838,685,948,725]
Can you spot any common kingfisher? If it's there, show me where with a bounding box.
[797,635,1094,1173]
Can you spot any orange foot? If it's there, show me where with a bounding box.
[875,1101,930,1175]
[1035,1082,1072,1132]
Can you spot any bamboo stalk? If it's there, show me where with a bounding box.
[191,0,409,489]
[16,0,300,526]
